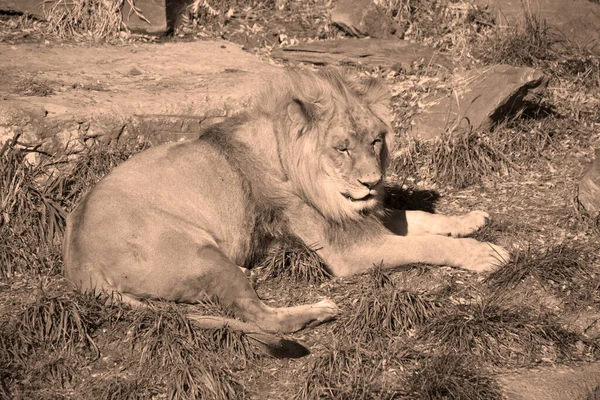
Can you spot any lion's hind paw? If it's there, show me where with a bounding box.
[304,299,341,329]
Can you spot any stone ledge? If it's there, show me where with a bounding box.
[0,40,282,162]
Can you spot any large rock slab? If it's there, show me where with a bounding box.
[498,363,600,400]
[331,0,399,38]
[271,39,452,72]
[0,40,282,159]
[471,0,600,55]
[411,64,548,140]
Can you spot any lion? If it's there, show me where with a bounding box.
[63,68,509,340]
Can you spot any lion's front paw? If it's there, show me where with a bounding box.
[305,299,341,328]
[461,240,509,272]
[452,210,490,238]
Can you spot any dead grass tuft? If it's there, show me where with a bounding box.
[0,289,112,398]
[392,117,553,188]
[257,236,331,283]
[472,9,560,68]
[42,0,149,41]
[297,344,405,400]
[126,303,259,364]
[487,243,599,307]
[1,135,68,278]
[124,305,247,399]
[341,266,442,342]
[408,353,501,400]
[422,300,585,366]
[79,374,160,400]
[14,290,102,359]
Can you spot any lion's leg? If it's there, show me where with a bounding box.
[323,234,509,277]
[384,209,490,237]
[178,246,340,334]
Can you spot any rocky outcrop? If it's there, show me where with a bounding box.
[411,65,548,139]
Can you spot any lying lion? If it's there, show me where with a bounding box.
[63,68,508,338]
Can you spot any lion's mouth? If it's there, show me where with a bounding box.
[343,192,375,202]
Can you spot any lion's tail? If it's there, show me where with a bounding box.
[187,315,309,358]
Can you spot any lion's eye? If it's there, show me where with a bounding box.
[335,145,349,154]
[372,138,382,151]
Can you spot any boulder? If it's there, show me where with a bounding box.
[470,0,600,55]
[271,38,452,72]
[411,64,548,140]
[578,149,600,217]
[331,0,399,38]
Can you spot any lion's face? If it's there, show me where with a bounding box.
[257,68,392,222]
[319,106,390,213]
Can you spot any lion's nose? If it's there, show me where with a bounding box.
[358,175,383,190]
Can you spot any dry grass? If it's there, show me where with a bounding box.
[297,344,406,400]
[0,135,67,279]
[341,266,442,343]
[42,0,145,41]
[486,242,600,308]
[408,353,501,400]
[471,9,561,68]
[392,117,552,188]
[256,236,331,283]
[422,300,588,366]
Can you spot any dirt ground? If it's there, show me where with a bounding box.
[1,2,600,399]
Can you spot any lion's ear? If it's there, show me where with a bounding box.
[355,77,391,122]
[287,97,322,134]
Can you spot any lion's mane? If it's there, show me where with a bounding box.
[202,68,392,254]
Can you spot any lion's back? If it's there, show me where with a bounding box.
[63,139,252,288]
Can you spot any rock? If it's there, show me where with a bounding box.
[271,38,452,72]
[0,40,283,161]
[331,0,399,38]
[411,64,548,140]
[470,0,600,55]
[578,149,600,217]
[498,363,600,400]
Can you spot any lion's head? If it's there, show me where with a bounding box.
[253,68,393,222]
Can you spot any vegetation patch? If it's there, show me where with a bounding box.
[487,243,600,308]
[341,267,443,344]
[422,300,590,366]
[392,118,552,188]
[43,0,147,41]
[256,236,331,283]
[408,353,501,400]
[297,344,406,400]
